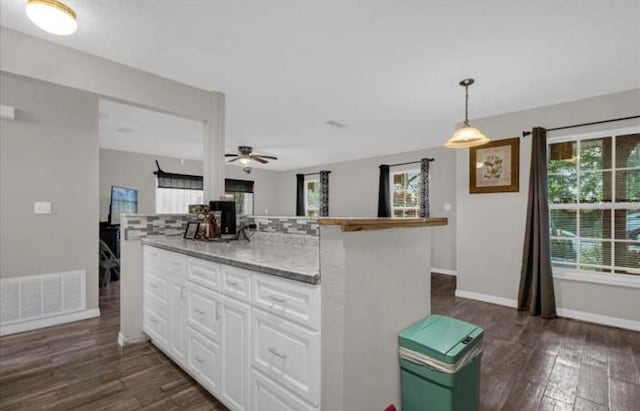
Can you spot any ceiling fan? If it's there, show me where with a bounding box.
[225,146,278,173]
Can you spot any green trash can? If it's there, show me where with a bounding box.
[398,315,484,411]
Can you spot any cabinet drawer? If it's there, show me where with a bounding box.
[164,251,187,278]
[188,257,221,291]
[144,308,169,348]
[145,272,169,308]
[221,266,251,302]
[253,274,320,330]
[252,309,320,406]
[187,285,222,342]
[187,327,221,395]
[251,369,316,411]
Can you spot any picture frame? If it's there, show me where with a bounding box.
[183,222,200,239]
[469,137,520,193]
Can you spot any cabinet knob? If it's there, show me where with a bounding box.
[195,308,205,315]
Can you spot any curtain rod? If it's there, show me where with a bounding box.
[299,170,332,176]
[521,115,640,138]
[388,158,434,168]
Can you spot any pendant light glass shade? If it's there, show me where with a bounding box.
[445,78,489,149]
[444,126,490,148]
[26,0,77,36]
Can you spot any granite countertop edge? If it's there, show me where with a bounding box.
[141,238,320,285]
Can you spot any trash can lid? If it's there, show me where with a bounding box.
[399,315,483,365]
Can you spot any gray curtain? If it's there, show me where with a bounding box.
[296,174,305,216]
[419,158,433,217]
[319,170,330,217]
[518,127,557,318]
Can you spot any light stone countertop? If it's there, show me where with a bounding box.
[142,237,320,284]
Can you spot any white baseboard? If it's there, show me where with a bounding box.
[454,289,640,331]
[118,331,149,347]
[0,308,100,336]
[454,289,517,308]
[431,268,458,277]
[555,308,640,332]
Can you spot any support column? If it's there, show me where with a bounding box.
[203,91,226,202]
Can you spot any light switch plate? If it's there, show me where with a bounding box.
[34,201,52,215]
[443,203,452,211]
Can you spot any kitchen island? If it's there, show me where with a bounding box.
[121,215,447,411]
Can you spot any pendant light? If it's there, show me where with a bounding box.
[445,79,490,148]
[26,0,77,36]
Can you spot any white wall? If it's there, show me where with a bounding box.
[278,147,457,271]
[0,73,100,310]
[456,89,640,326]
[99,148,285,219]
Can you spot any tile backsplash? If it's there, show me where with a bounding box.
[122,214,194,240]
[239,216,319,236]
[122,214,319,241]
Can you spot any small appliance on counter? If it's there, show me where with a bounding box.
[209,200,237,238]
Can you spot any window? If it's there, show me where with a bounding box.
[156,187,203,214]
[391,168,420,217]
[305,178,320,217]
[548,130,640,276]
[226,192,254,216]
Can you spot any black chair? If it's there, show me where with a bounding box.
[99,239,120,287]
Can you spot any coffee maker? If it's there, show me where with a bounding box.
[209,201,237,238]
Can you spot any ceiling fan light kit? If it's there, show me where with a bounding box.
[26,0,77,36]
[445,78,490,149]
[226,146,278,173]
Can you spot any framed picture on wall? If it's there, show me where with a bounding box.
[469,137,520,193]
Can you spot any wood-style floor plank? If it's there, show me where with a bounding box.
[1,274,639,410]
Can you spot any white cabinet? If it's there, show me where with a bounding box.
[251,369,315,411]
[221,295,250,411]
[188,327,221,394]
[143,245,321,411]
[169,278,188,364]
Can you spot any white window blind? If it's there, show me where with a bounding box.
[548,129,640,276]
[391,168,421,218]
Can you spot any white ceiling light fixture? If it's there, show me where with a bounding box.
[26,0,77,36]
[445,79,490,149]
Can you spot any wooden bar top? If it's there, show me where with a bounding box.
[318,217,448,232]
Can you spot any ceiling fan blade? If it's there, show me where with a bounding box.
[225,154,239,157]
[250,155,268,164]
[227,157,241,163]
[254,154,278,160]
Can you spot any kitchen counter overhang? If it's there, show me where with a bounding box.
[318,217,448,232]
[141,237,320,285]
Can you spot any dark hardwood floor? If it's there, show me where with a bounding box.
[431,273,640,411]
[1,275,638,410]
[0,282,227,411]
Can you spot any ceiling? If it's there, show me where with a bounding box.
[99,99,204,161]
[2,0,639,169]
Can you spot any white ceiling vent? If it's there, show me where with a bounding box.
[325,120,348,129]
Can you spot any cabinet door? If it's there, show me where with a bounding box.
[221,296,250,411]
[169,279,188,365]
[187,327,221,395]
[251,369,316,411]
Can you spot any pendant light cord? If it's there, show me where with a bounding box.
[464,85,470,127]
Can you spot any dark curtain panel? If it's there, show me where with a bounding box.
[225,178,254,193]
[319,170,330,217]
[518,127,557,319]
[419,158,432,218]
[156,170,203,190]
[377,165,391,217]
[296,174,305,216]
